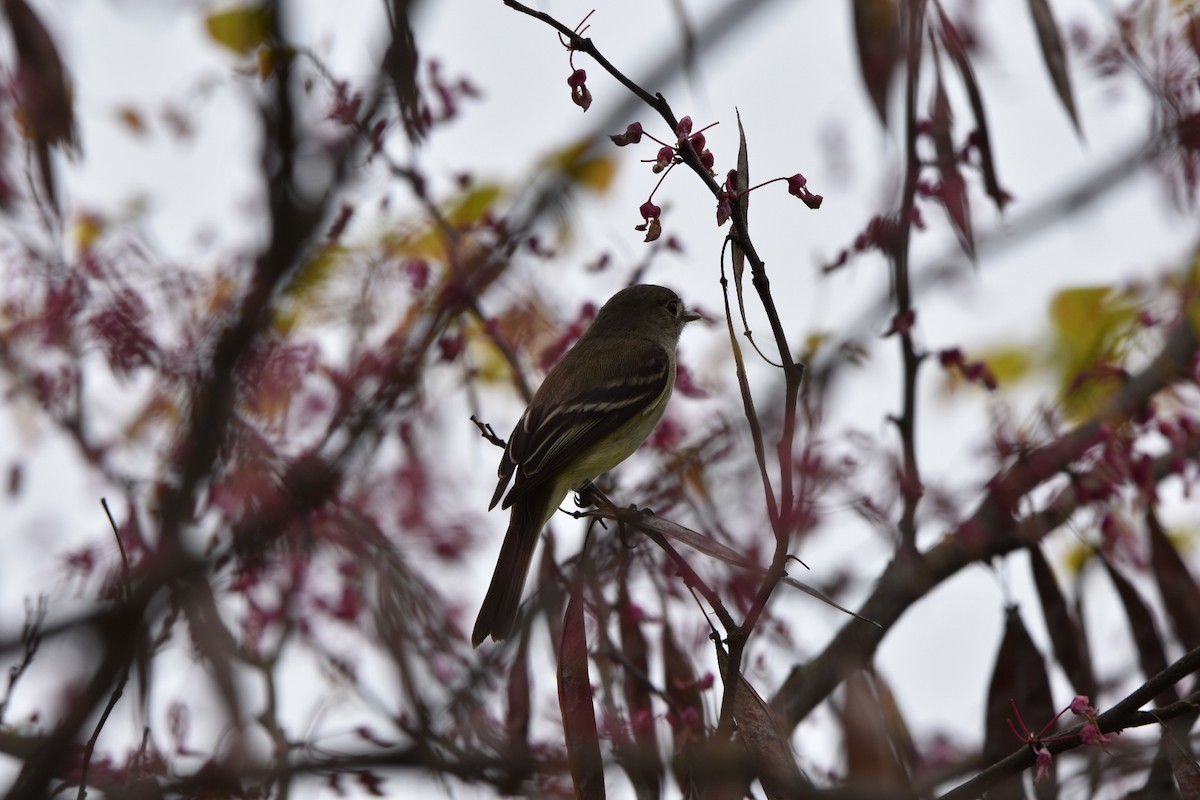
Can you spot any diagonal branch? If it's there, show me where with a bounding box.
[937,647,1200,800]
[772,316,1200,730]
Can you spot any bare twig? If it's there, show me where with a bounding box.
[0,597,46,725]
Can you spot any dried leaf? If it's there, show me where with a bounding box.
[928,57,975,259]
[853,0,902,127]
[715,647,809,799]
[780,575,881,626]
[557,580,604,799]
[983,607,1056,800]
[634,513,878,624]
[1102,558,1178,707]
[935,2,1008,211]
[537,530,565,648]
[871,670,922,781]
[842,669,909,793]
[1166,733,1200,797]
[617,582,661,800]
[1145,507,1200,650]
[1028,545,1097,697]
[732,109,750,327]
[1026,0,1081,136]
[662,622,706,795]
[506,637,531,747]
[662,622,704,733]
[643,514,760,571]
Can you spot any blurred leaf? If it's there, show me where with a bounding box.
[445,184,503,227]
[273,244,351,333]
[252,44,296,81]
[287,244,347,301]
[380,182,504,266]
[241,342,318,424]
[557,579,604,799]
[506,636,531,747]
[871,670,921,784]
[1047,285,1137,418]
[1167,737,1200,796]
[662,622,706,795]
[1028,545,1097,698]
[383,0,426,143]
[983,607,1056,800]
[798,332,830,363]
[842,669,910,793]
[979,346,1033,386]
[124,389,181,442]
[1060,540,1096,577]
[115,106,148,135]
[928,58,975,259]
[547,141,617,194]
[73,213,106,252]
[1101,558,1178,707]
[935,2,1008,211]
[1189,252,1200,338]
[1026,0,1081,136]
[204,5,273,57]
[715,646,808,799]
[1145,508,1200,650]
[538,530,565,649]
[4,0,78,212]
[617,581,661,800]
[1048,286,1135,350]
[852,0,902,127]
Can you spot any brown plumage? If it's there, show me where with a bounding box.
[472,285,700,646]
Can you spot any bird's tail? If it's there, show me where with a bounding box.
[472,486,551,647]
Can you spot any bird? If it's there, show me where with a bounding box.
[472,284,701,646]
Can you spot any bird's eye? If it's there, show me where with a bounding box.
[666,299,680,316]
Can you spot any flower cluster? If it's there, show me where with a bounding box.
[611,116,716,242]
[1009,695,1115,785]
[559,12,595,111]
[612,116,822,242]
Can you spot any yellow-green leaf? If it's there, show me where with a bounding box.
[288,244,346,301]
[543,141,618,194]
[205,6,272,57]
[1188,252,1200,339]
[1060,541,1096,577]
[977,346,1034,386]
[1048,286,1135,350]
[445,184,503,227]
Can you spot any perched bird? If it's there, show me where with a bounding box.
[473,284,701,646]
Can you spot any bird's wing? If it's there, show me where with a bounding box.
[498,338,670,509]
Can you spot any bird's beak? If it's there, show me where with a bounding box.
[682,307,702,323]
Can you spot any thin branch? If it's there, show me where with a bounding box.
[937,648,1200,800]
[892,0,930,551]
[0,597,46,725]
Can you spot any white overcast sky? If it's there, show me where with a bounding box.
[1,0,1197,797]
